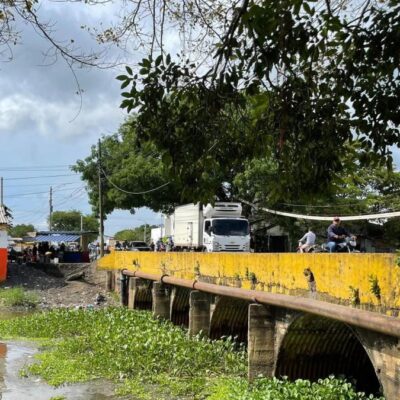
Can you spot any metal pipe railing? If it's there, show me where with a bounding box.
[122,269,400,338]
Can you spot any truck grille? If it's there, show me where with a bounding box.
[224,245,241,251]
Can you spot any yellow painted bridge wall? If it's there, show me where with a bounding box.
[98,252,400,312]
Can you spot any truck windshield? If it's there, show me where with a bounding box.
[212,219,249,236]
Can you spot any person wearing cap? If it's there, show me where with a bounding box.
[326,217,355,252]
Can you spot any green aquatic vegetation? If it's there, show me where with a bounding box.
[0,308,385,399]
[208,377,384,400]
[0,287,39,308]
[0,308,246,397]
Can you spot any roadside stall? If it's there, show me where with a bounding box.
[32,231,94,263]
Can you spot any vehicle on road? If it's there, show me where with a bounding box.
[164,202,250,252]
[130,241,151,252]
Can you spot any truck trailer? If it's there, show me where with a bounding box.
[165,202,250,252]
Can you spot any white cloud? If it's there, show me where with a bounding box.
[0,93,123,139]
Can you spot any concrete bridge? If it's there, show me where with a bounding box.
[99,252,400,399]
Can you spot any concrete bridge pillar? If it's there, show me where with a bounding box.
[119,272,129,306]
[358,329,400,400]
[189,290,210,336]
[128,277,140,309]
[106,271,113,292]
[152,281,170,319]
[248,304,275,381]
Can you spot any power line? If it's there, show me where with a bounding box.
[5,181,81,188]
[4,174,78,181]
[101,167,169,195]
[0,168,70,172]
[53,187,86,208]
[5,185,84,198]
[0,164,72,170]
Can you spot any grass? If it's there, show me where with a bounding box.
[0,287,39,308]
[0,308,385,399]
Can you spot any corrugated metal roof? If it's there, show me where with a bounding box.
[0,205,11,225]
[34,234,80,243]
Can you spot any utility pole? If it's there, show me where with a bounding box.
[80,215,83,232]
[144,224,147,243]
[98,139,111,291]
[98,139,104,257]
[0,177,3,206]
[49,186,53,231]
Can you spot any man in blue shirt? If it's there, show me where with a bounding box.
[326,217,355,253]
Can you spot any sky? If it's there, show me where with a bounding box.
[0,3,399,237]
[0,2,165,236]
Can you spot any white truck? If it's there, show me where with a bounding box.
[165,202,250,252]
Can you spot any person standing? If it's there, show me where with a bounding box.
[166,236,174,252]
[32,244,38,262]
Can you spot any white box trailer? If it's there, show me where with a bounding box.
[165,202,250,252]
[151,227,165,244]
[172,203,202,248]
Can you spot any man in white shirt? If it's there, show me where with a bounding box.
[298,228,316,253]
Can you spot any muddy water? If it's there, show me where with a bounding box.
[0,341,122,400]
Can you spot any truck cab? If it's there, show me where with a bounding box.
[202,203,250,252]
[203,217,250,252]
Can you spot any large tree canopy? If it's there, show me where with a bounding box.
[50,210,98,234]
[116,0,399,202]
[74,0,399,235]
[73,118,181,214]
[114,224,157,243]
[8,224,35,238]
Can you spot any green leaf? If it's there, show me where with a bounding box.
[155,55,163,66]
[121,80,130,89]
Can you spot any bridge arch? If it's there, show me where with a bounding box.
[133,279,152,310]
[209,296,249,343]
[275,314,382,396]
[170,287,190,327]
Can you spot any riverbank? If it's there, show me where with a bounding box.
[0,262,116,309]
[0,308,385,400]
[0,263,386,400]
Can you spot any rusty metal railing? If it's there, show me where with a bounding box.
[122,270,400,338]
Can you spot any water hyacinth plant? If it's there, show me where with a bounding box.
[0,308,246,397]
[0,308,385,399]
